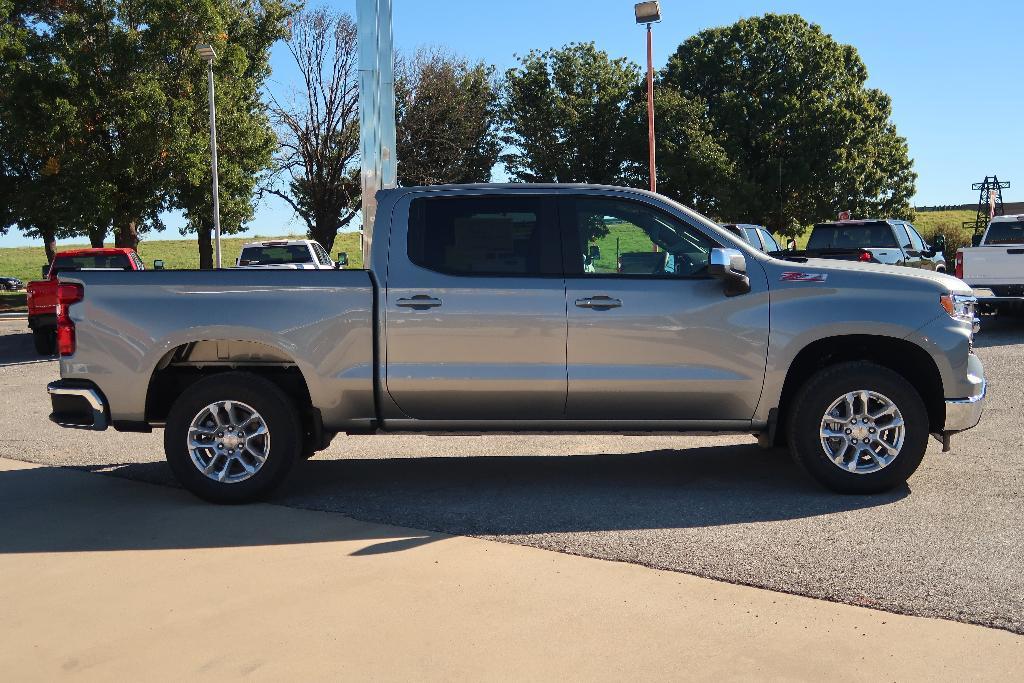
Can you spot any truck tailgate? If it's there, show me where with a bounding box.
[56,269,377,429]
[962,246,1024,286]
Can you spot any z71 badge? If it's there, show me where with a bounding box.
[780,271,828,282]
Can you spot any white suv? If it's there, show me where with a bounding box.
[235,240,337,270]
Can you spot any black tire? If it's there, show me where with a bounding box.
[164,372,302,503]
[787,361,929,494]
[32,327,56,356]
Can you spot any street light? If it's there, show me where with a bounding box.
[635,1,661,194]
[197,43,222,269]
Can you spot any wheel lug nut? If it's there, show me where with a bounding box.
[845,428,852,434]
[217,442,223,448]
[869,428,875,434]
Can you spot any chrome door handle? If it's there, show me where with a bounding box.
[396,295,443,310]
[575,296,622,310]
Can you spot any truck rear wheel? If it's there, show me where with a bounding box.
[32,327,56,356]
[787,362,929,494]
[164,372,301,503]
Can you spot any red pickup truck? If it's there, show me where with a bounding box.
[27,247,145,354]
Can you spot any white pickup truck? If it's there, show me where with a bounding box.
[235,239,343,270]
[956,215,1024,313]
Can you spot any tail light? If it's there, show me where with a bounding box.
[857,250,873,262]
[56,283,84,356]
[955,250,964,279]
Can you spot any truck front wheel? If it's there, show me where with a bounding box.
[787,362,929,494]
[164,372,301,503]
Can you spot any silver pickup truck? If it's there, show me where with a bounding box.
[46,184,986,502]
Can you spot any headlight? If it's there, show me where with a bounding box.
[940,293,980,339]
[940,293,975,322]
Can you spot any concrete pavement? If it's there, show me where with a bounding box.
[0,458,1020,680]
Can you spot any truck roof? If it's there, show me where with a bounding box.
[989,215,1024,223]
[814,219,894,226]
[54,247,137,257]
[240,239,318,248]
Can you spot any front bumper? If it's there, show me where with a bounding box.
[47,380,108,430]
[944,357,986,434]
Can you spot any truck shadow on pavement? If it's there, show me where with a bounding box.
[0,442,905,555]
[974,315,1024,348]
[0,331,53,367]
[0,462,442,556]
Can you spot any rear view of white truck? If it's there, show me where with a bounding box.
[956,215,1024,313]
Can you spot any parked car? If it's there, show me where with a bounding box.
[0,276,25,291]
[235,239,339,269]
[799,219,946,271]
[46,184,984,503]
[720,224,781,253]
[26,247,144,355]
[956,214,1024,314]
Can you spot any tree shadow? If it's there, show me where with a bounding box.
[0,331,54,367]
[1,442,907,555]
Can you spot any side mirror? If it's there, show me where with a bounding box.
[971,234,982,247]
[932,234,947,252]
[336,252,348,268]
[153,259,165,270]
[708,248,750,296]
[42,264,50,278]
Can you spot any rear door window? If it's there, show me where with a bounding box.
[407,196,561,275]
[807,223,900,249]
[50,253,132,273]
[984,221,1024,244]
[239,245,314,265]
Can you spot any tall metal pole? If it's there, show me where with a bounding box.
[646,23,656,194]
[206,59,222,269]
[357,0,397,264]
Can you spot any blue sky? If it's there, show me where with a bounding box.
[3,0,1022,247]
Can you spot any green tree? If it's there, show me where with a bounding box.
[1,0,291,258]
[169,0,293,268]
[502,43,640,184]
[395,49,501,186]
[661,13,916,234]
[0,0,109,259]
[267,8,361,254]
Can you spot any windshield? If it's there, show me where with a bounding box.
[985,221,1024,245]
[807,223,899,249]
[239,245,313,265]
[51,253,131,273]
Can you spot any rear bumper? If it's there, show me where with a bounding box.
[47,380,108,430]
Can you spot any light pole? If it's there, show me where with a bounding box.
[197,44,222,269]
[635,1,661,194]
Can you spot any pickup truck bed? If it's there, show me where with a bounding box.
[58,269,376,431]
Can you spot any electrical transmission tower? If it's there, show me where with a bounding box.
[963,175,1011,235]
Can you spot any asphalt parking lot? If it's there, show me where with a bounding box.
[2,317,1023,634]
